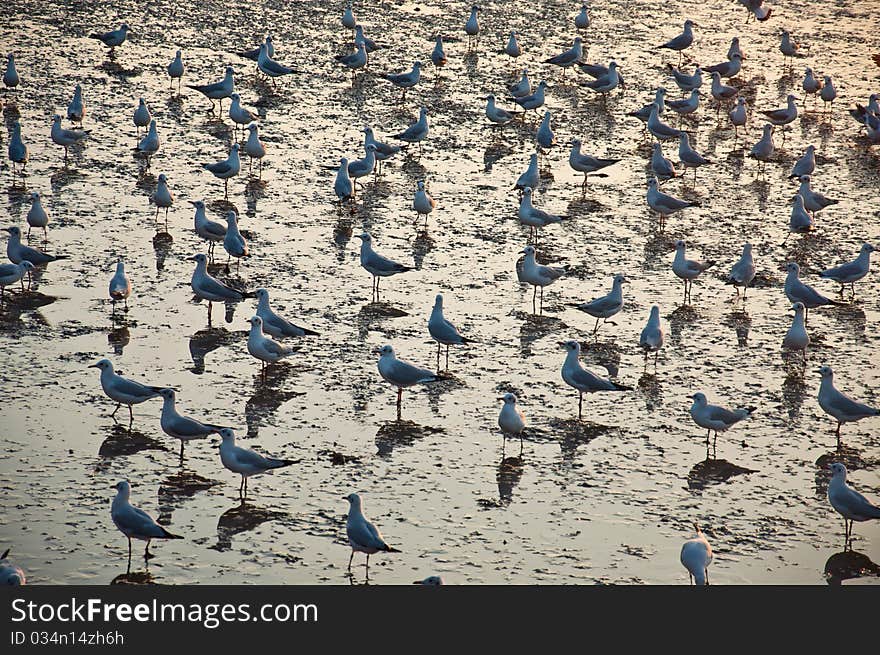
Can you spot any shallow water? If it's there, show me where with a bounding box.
[1,0,879,585]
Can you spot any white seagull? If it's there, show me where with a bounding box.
[88,358,164,422]
[344,493,401,575]
[111,480,181,563]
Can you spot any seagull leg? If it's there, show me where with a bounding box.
[111,403,121,419]
[578,391,583,420]
[128,405,134,423]
[347,551,354,571]
[593,317,600,333]
[179,440,185,462]
[445,344,450,371]
[144,539,154,560]
[539,286,544,315]
[532,285,537,314]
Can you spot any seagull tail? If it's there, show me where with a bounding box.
[687,201,702,208]
[241,290,259,299]
[160,526,184,540]
[269,458,300,469]
[0,548,9,560]
[702,260,717,271]
[611,381,633,391]
[50,254,70,261]
[384,545,402,553]
[299,327,321,337]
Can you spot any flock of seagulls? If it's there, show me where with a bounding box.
[2,0,879,586]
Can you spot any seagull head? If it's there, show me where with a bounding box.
[88,358,113,371]
[416,179,426,190]
[158,173,167,183]
[861,243,875,253]
[559,339,580,353]
[158,388,176,401]
[231,92,240,101]
[378,344,394,358]
[247,123,258,132]
[225,65,235,75]
[52,114,61,124]
[522,186,533,198]
[649,304,660,318]
[521,245,536,256]
[19,260,35,273]
[568,138,582,147]
[684,19,695,28]
[690,392,707,405]
[218,428,235,442]
[501,392,518,405]
[792,302,805,313]
[674,239,686,250]
[255,288,269,301]
[225,211,238,224]
[355,232,372,243]
[818,365,833,379]
[647,176,659,188]
[785,261,800,275]
[5,226,20,238]
[613,273,628,285]
[742,242,752,254]
[113,480,131,494]
[30,191,39,201]
[230,143,240,152]
[120,23,131,32]
[799,174,811,184]
[828,462,846,477]
[344,493,362,508]
[365,143,378,153]
[249,315,263,328]
[434,293,443,307]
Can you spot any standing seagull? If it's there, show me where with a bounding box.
[219,428,296,497]
[639,305,664,366]
[88,359,164,422]
[344,493,401,576]
[431,35,447,74]
[568,139,620,189]
[729,97,747,138]
[167,49,184,92]
[498,393,527,453]
[136,119,160,166]
[203,143,240,200]
[8,121,29,176]
[392,107,429,155]
[191,200,226,260]
[188,253,256,322]
[647,177,699,230]
[819,243,874,298]
[797,175,837,216]
[677,132,712,184]
[827,463,880,548]
[574,4,591,32]
[726,243,756,298]
[789,145,816,179]
[748,124,775,175]
[761,94,798,128]
[560,340,630,419]
[3,53,20,91]
[680,523,713,585]
[820,76,837,115]
[90,23,131,54]
[254,288,319,339]
[356,233,412,299]
[783,262,839,321]
[381,61,422,101]
[464,6,481,51]
[672,240,715,304]
[544,37,583,77]
[51,114,88,161]
[133,98,151,136]
[0,261,35,301]
[257,43,297,84]
[66,84,85,127]
[108,257,131,314]
[519,245,566,314]
[377,345,440,416]
[514,154,540,193]
[244,124,266,178]
[428,293,472,370]
[186,65,235,114]
[158,388,226,459]
[505,30,522,60]
[658,19,696,66]
[334,157,354,203]
[518,186,565,239]
[111,480,181,564]
[247,315,298,375]
[26,192,49,239]
[222,211,248,270]
[572,274,628,333]
[6,225,67,265]
[817,366,880,443]
[689,392,755,449]
[650,142,678,181]
[783,302,810,362]
[412,180,436,228]
[152,173,173,228]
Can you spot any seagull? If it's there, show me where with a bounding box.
[152,173,173,227]
[344,493,401,575]
[377,345,440,413]
[797,175,838,216]
[167,49,184,92]
[413,180,436,228]
[0,548,25,585]
[672,240,715,303]
[827,463,880,547]
[133,98,151,136]
[574,4,591,31]
[26,192,48,239]
[680,523,713,585]
[704,53,743,79]
[464,5,481,50]
[363,126,402,172]
[658,19,696,65]
[639,305,664,365]
[677,132,712,183]
[219,428,296,496]
[560,340,631,419]
[430,35,447,71]
[186,65,235,114]
[709,71,738,107]
[544,37,583,75]
[666,64,702,93]
[647,103,682,141]
[247,315,298,374]
[498,393,527,448]
[111,480,181,563]
[726,243,756,298]
[392,107,429,154]
[581,62,622,97]
[748,124,775,174]
[651,142,678,180]
[241,36,278,62]
[334,157,354,203]
[67,86,86,126]
[335,43,368,76]
[666,89,700,117]
[572,274,628,333]
[88,358,164,422]
[508,68,532,98]
[779,30,802,66]
[505,30,522,59]
[6,225,67,265]
[689,392,755,448]
[428,293,472,369]
[0,261,35,300]
[788,193,815,237]
[567,139,620,188]
[761,94,798,126]
[348,144,377,183]
[783,262,839,321]
[536,110,556,151]
[820,76,837,113]
[8,121,29,176]
[228,93,258,131]
[244,124,266,177]
[354,25,382,54]
[257,42,296,83]
[514,154,540,192]
[729,97,748,137]
[2,53,20,91]
[509,80,548,116]
[50,114,88,160]
[802,67,822,105]
[518,186,565,238]
[520,245,566,313]
[191,200,226,260]
[136,119,160,165]
[627,87,668,126]
[783,302,809,361]
[108,257,131,313]
[341,0,356,33]
[820,243,874,297]
[90,23,131,51]
[647,178,699,230]
[788,145,816,179]
[188,253,256,321]
[577,60,627,88]
[818,366,880,442]
[356,232,412,298]
[382,61,422,101]
[253,288,319,339]
[203,143,240,199]
[222,211,248,269]
[158,387,226,458]
[484,94,520,126]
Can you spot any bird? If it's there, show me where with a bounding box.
[347,143,377,183]
[152,173,173,227]
[167,49,184,92]
[0,261,35,301]
[519,245,566,313]
[820,243,874,297]
[88,358,164,422]
[704,53,743,79]
[26,192,48,239]
[186,65,235,114]
[244,123,266,177]
[257,42,297,83]
[498,392,526,454]
[514,154,540,193]
[779,30,803,66]
[658,19,696,65]
[748,123,775,174]
[677,132,712,183]
[647,177,699,230]
[253,288,319,339]
[363,126,402,172]
[50,114,88,160]
[5,225,67,265]
[464,5,481,50]
[90,23,131,52]
[228,93,258,131]
[354,25,382,54]
[218,428,296,496]
[666,64,702,93]
[535,110,556,151]
[709,71,738,106]
[689,392,755,449]
[729,97,748,137]
[639,305,664,366]
[188,253,256,321]
[572,274,628,333]
[650,142,678,180]
[238,34,275,62]
[783,262,839,321]
[222,211,248,269]
[414,575,445,585]
[505,30,522,59]
[761,94,798,126]
[133,98,151,136]
[376,345,440,414]
[108,257,131,314]
[136,119,160,165]
[8,121,29,176]
[518,186,565,238]
[818,366,880,442]
[802,67,822,105]
[392,107,429,154]
[508,68,532,98]
[341,0,356,34]
[647,103,682,142]
[334,157,354,203]
[0,548,25,585]
[510,80,548,116]
[783,302,810,361]
[666,89,700,117]
[797,175,838,216]
[203,143,241,199]
[574,4,591,32]
[788,193,815,237]
[680,523,713,585]
[335,43,368,77]
[560,340,630,419]
[672,240,715,304]
[628,88,668,127]
[413,180,436,228]
[788,145,816,179]
[727,243,756,298]
[158,387,226,459]
[381,61,422,101]
[65,84,85,127]
[344,493,401,576]
[484,94,520,126]
[820,76,837,114]
[191,200,226,260]
[431,35,447,71]
[2,53,20,91]
[356,232,412,299]
[247,315,298,374]
[827,463,880,547]
[581,62,622,98]
[428,293,472,370]
[111,480,182,563]
[567,139,620,189]
[544,37,583,75]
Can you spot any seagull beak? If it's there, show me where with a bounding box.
[188,201,199,206]
[88,363,99,368]
[186,255,198,261]
[557,341,567,348]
